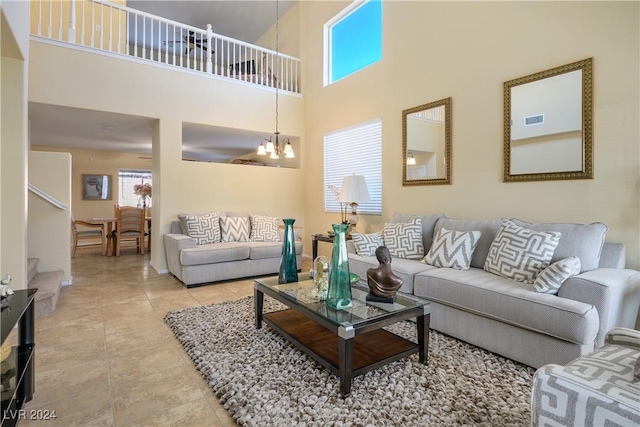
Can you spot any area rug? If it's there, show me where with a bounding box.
[164,297,535,426]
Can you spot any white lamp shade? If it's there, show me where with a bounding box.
[265,140,275,153]
[338,175,370,203]
[257,143,267,155]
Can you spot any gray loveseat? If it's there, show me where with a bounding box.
[164,212,303,287]
[348,213,640,368]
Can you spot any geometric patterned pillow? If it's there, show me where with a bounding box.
[182,213,221,245]
[532,256,581,294]
[423,227,482,270]
[220,216,250,242]
[382,217,424,260]
[351,231,384,257]
[484,219,561,284]
[250,215,281,242]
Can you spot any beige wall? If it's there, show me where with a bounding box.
[30,146,152,220]
[1,0,30,288]
[300,1,640,269]
[28,151,72,282]
[29,41,305,273]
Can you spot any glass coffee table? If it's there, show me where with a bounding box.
[254,276,430,397]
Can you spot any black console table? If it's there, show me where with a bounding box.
[1,289,36,427]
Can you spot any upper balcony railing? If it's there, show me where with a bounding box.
[30,0,301,93]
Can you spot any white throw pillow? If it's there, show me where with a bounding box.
[532,257,581,294]
[182,213,221,245]
[383,218,424,260]
[250,215,281,242]
[484,219,561,284]
[220,216,250,242]
[423,227,482,270]
[351,232,384,257]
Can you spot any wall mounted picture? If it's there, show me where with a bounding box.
[82,174,111,200]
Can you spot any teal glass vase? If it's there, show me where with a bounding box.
[278,218,298,284]
[326,223,352,310]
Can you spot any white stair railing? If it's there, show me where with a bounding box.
[31,0,301,94]
[28,183,69,211]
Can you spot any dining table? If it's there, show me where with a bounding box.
[87,216,151,256]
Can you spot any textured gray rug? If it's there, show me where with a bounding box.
[164,296,535,426]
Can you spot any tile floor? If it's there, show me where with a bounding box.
[12,247,311,426]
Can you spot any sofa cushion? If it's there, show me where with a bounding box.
[179,213,221,245]
[220,216,250,242]
[533,257,582,295]
[423,227,481,270]
[484,219,561,284]
[510,219,608,273]
[179,242,249,266]
[248,241,303,260]
[351,232,384,257]
[413,267,599,345]
[391,213,446,254]
[383,217,424,260]
[434,218,502,269]
[250,215,281,242]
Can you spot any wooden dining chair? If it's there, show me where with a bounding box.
[71,215,107,256]
[112,205,146,256]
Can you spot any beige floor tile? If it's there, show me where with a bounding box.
[108,341,185,383]
[35,339,106,372]
[34,359,109,405]
[118,398,221,427]
[36,320,105,349]
[22,385,114,427]
[35,308,104,332]
[105,323,173,354]
[111,365,205,425]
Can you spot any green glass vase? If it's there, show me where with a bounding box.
[278,218,298,284]
[326,223,352,310]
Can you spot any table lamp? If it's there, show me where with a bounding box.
[338,175,371,229]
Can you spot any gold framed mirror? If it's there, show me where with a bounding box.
[402,97,452,186]
[503,58,593,182]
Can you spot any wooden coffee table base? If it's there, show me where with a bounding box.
[261,309,425,397]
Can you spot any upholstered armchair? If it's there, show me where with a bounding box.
[112,205,146,256]
[71,216,107,256]
[531,327,640,426]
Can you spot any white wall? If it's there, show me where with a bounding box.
[300,1,640,269]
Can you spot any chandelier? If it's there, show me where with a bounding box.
[257,0,294,160]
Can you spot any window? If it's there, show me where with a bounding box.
[324,119,382,216]
[325,0,382,85]
[118,169,152,207]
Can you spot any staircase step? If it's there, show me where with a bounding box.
[28,270,63,317]
[27,258,39,284]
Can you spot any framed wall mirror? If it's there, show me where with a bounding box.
[402,97,452,186]
[503,58,593,182]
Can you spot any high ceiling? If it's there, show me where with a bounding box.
[29,0,297,163]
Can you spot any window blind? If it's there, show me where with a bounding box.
[324,118,382,215]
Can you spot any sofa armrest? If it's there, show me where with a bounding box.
[347,240,357,254]
[605,327,640,349]
[163,233,196,279]
[558,268,640,347]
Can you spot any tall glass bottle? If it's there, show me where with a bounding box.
[278,218,298,284]
[326,223,352,310]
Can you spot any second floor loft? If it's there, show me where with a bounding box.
[30,0,301,94]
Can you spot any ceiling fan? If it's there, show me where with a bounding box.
[164,30,210,55]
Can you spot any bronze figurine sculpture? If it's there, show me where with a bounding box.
[366,246,403,303]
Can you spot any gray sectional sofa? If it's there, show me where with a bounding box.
[347,213,640,368]
[164,212,302,287]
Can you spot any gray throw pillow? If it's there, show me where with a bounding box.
[484,219,561,284]
[533,256,581,294]
[220,216,250,242]
[423,227,481,270]
[250,215,281,242]
[351,232,384,257]
[383,217,424,260]
[181,213,221,245]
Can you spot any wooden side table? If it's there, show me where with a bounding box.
[312,234,352,259]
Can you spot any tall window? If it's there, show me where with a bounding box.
[324,119,382,216]
[118,169,152,207]
[325,0,382,85]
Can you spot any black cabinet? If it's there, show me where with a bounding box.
[1,289,36,427]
